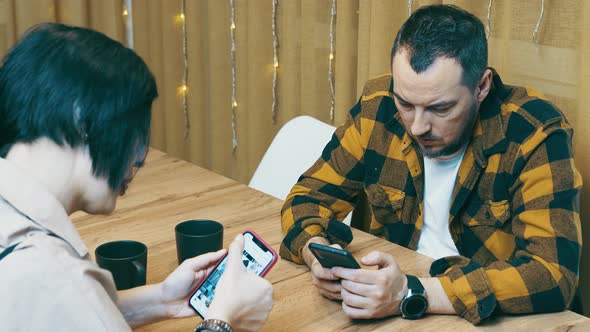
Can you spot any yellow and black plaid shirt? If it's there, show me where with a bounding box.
[280,70,582,324]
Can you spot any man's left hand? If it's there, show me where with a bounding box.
[331,251,408,319]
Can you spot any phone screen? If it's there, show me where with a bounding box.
[189,231,275,317]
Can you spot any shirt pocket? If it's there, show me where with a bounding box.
[365,183,406,224]
[461,199,511,227]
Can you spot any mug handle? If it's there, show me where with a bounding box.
[132,260,146,286]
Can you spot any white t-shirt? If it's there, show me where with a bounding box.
[416,147,466,260]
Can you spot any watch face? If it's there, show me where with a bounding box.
[402,295,428,319]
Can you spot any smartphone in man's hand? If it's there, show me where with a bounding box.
[308,242,360,269]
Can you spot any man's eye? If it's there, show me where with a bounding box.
[430,107,451,115]
[398,101,412,109]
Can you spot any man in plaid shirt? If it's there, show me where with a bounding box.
[280,5,582,325]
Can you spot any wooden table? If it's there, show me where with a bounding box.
[72,149,589,331]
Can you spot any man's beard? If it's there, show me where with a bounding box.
[418,99,478,159]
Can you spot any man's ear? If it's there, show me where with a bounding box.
[73,102,88,143]
[476,69,493,103]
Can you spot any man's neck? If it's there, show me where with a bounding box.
[426,143,468,162]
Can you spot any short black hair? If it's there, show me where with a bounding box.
[391,4,487,90]
[0,23,157,191]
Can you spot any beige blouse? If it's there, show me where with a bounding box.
[0,158,131,331]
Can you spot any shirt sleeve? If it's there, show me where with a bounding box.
[280,98,366,263]
[431,120,582,324]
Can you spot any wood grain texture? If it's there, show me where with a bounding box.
[72,149,589,332]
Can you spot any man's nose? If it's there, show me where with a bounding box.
[410,109,431,137]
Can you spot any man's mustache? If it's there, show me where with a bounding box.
[415,133,441,141]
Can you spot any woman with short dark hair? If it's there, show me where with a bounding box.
[0,23,272,332]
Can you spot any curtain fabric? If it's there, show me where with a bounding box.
[1,0,590,315]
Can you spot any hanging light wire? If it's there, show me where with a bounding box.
[486,0,493,39]
[180,0,190,140]
[271,0,279,124]
[328,0,336,122]
[122,0,134,49]
[230,0,238,153]
[532,0,545,44]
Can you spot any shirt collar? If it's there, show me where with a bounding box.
[479,68,510,157]
[0,157,88,257]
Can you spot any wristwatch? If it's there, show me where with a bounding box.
[194,319,233,332]
[399,275,428,319]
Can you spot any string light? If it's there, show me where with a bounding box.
[271,0,279,124]
[180,0,190,139]
[122,0,134,49]
[328,0,336,122]
[408,0,413,17]
[177,84,188,95]
[486,0,493,39]
[532,0,545,44]
[230,0,238,153]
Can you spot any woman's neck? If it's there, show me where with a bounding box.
[5,138,81,214]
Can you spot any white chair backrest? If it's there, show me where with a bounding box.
[249,115,336,200]
[249,115,353,225]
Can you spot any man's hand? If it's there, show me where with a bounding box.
[302,237,343,300]
[331,251,408,319]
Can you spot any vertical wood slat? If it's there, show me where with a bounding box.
[138,0,167,151]
[333,0,359,125]
[159,0,185,159]
[206,0,232,177]
[185,0,209,168]
[56,0,89,27]
[88,0,124,42]
[13,0,56,37]
[275,0,301,127]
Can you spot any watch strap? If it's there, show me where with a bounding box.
[406,274,425,293]
[195,319,234,332]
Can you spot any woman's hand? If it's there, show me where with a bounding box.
[159,248,226,318]
[207,234,274,332]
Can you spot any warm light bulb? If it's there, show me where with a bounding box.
[122,9,129,17]
[230,22,236,30]
[232,101,238,107]
[175,13,185,24]
[177,85,188,96]
[329,53,334,60]
[274,61,279,68]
